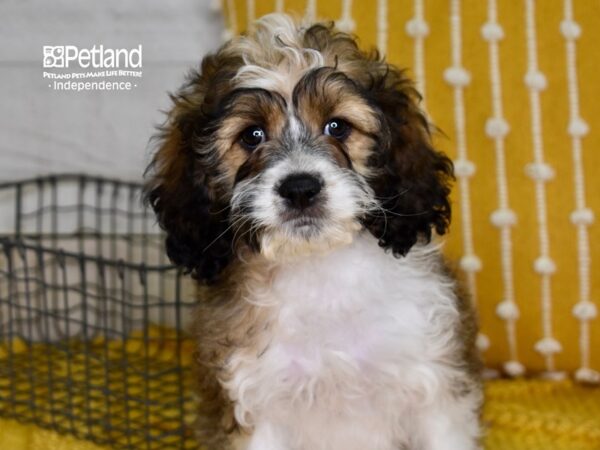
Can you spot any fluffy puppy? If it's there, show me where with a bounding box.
[145,14,482,450]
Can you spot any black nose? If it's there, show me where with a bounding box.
[277,173,323,209]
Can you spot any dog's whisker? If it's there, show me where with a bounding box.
[370,206,431,218]
[202,217,246,253]
[210,203,233,215]
[374,188,410,202]
[231,217,255,249]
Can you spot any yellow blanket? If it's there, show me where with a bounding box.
[1,379,599,450]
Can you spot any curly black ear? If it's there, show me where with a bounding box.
[363,67,454,256]
[144,121,233,283]
[144,49,245,283]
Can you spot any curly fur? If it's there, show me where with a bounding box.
[144,13,481,450]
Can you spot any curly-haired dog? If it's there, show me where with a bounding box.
[145,14,482,450]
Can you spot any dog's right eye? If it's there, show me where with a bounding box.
[239,126,266,151]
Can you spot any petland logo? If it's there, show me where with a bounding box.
[42,45,143,91]
[43,45,142,69]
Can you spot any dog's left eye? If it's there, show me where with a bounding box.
[239,125,266,150]
[323,118,350,140]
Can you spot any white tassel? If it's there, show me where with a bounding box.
[476,333,491,351]
[484,0,523,374]
[496,300,520,320]
[524,0,559,372]
[562,0,596,380]
[305,0,317,22]
[560,20,581,39]
[223,0,237,42]
[481,22,504,41]
[575,368,600,384]
[337,17,355,32]
[572,301,597,320]
[443,67,471,87]
[524,70,547,90]
[246,0,255,24]
[447,0,483,356]
[534,256,556,275]
[406,0,428,112]
[568,117,589,137]
[377,0,388,55]
[405,18,429,37]
[337,0,355,32]
[541,370,567,381]
[570,208,594,225]
[534,337,562,356]
[485,117,510,138]
[525,162,554,181]
[490,209,517,227]
[460,255,482,273]
[503,360,525,377]
[453,159,476,178]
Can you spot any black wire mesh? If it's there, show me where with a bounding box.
[0,174,198,449]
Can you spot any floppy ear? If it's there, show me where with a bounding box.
[364,67,453,256]
[144,106,233,284]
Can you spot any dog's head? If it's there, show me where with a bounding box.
[145,14,453,283]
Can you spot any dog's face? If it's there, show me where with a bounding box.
[226,67,383,261]
[145,15,453,282]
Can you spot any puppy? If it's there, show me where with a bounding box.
[145,14,482,450]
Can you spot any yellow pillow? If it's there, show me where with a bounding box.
[222,0,600,381]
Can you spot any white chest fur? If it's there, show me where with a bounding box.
[224,234,477,450]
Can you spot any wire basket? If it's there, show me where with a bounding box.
[0,174,198,449]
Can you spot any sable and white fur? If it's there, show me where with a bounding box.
[145,14,482,450]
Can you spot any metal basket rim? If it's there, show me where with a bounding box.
[0,237,178,273]
[0,173,144,190]
[0,173,179,272]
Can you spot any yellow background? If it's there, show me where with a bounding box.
[227,0,600,374]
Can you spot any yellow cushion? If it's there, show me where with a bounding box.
[225,0,600,377]
[3,379,599,450]
[0,420,107,450]
[484,379,600,450]
[2,334,599,449]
